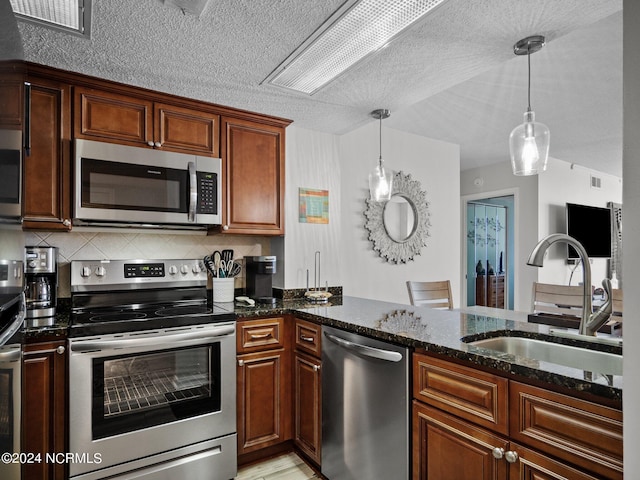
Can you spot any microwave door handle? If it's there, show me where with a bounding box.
[188,161,197,222]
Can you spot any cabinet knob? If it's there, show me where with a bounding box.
[313,364,320,372]
[56,345,65,355]
[222,225,229,231]
[147,141,154,147]
[62,219,71,227]
[238,359,244,367]
[504,451,519,464]
[154,142,162,148]
[491,447,504,460]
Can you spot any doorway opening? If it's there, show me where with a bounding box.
[465,195,515,310]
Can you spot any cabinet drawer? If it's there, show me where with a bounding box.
[294,318,321,357]
[74,87,152,145]
[510,381,622,479]
[237,317,285,353]
[413,353,508,435]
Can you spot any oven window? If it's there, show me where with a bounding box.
[81,158,188,212]
[92,344,220,439]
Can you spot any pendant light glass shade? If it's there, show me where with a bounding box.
[369,109,393,202]
[509,35,549,176]
[509,109,550,175]
[369,163,393,201]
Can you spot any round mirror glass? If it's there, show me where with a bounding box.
[383,194,417,242]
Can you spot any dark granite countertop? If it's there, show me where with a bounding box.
[291,296,622,403]
[22,295,621,402]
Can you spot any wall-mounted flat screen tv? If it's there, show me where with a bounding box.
[566,203,612,259]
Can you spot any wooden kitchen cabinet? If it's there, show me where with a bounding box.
[510,381,623,479]
[236,317,292,458]
[412,402,600,480]
[413,401,509,480]
[22,76,73,230]
[22,340,67,480]
[220,116,286,235]
[0,65,24,128]
[293,318,322,465]
[412,353,623,479]
[74,87,220,156]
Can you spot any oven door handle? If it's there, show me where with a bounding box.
[70,324,235,353]
[0,347,21,362]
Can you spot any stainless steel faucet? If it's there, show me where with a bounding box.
[527,233,612,336]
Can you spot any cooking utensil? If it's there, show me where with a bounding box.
[222,249,233,264]
[211,250,223,275]
[203,255,218,277]
[227,262,241,277]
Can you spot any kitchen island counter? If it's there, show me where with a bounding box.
[291,296,622,403]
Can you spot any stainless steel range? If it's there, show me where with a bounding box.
[68,259,237,480]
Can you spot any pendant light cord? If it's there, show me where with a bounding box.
[527,40,532,112]
[378,114,383,168]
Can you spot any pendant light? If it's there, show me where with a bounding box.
[369,108,393,202]
[509,35,550,176]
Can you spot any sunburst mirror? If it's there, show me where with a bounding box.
[364,171,431,263]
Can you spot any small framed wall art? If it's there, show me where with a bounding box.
[299,188,329,224]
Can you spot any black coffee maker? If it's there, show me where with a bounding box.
[24,246,58,322]
[245,256,277,305]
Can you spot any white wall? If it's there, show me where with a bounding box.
[537,157,622,288]
[340,123,460,305]
[461,161,538,310]
[273,125,343,290]
[623,0,640,473]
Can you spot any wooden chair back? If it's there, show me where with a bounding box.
[610,288,623,323]
[531,282,584,317]
[406,280,453,309]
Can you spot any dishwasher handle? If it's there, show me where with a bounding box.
[324,332,403,362]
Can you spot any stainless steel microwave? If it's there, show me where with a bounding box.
[0,130,22,223]
[74,139,221,229]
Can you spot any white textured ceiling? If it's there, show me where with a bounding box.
[10,0,623,176]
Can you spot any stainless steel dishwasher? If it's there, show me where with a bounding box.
[321,325,409,480]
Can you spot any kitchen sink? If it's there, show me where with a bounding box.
[466,336,622,376]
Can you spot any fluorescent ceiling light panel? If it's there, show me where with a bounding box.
[10,0,90,37]
[264,0,447,95]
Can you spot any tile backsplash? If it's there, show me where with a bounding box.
[25,230,269,298]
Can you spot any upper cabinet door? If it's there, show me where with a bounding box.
[221,117,285,235]
[74,87,153,147]
[0,66,24,129]
[74,88,220,156]
[154,103,219,157]
[22,77,72,230]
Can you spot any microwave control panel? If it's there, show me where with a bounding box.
[197,172,217,214]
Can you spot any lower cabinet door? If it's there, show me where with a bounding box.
[412,401,508,480]
[508,443,602,480]
[22,341,67,480]
[236,349,291,455]
[294,352,321,465]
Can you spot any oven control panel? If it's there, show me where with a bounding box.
[124,263,165,278]
[71,259,207,291]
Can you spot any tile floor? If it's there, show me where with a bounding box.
[236,452,319,480]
